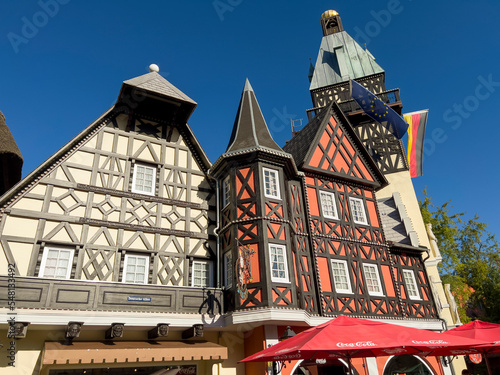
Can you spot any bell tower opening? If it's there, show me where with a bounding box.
[320,10,343,36]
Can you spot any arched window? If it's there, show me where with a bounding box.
[383,355,435,375]
[291,358,359,375]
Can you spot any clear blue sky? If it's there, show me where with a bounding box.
[1,0,499,238]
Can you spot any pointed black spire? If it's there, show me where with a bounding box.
[225,79,283,154]
[308,61,315,83]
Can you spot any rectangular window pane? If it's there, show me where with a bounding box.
[222,177,230,207]
[263,168,280,199]
[123,254,149,284]
[349,197,368,225]
[224,252,233,288]
[320,191,338,219]
[269,244,289,282]
[363,264,383,296]
[193,261,212,287]
[403,270,420,299]
[40,247,74,279]
[331,260,352,293]
[132,164,156,195]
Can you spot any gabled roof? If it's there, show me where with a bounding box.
[118,70,197,125]
[225,79,284,154]
[0,70,211,207]
[283,101,387,189]
[122,71,196,105]
[309,31,384,91]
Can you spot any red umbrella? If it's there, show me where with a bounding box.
[241,316,486,373]
[447,320,500,375]
[447,320,500,347]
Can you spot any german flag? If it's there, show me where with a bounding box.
[404,110,428,178]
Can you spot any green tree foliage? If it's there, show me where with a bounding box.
[419,189,500,323]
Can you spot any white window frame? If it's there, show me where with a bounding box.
[222,176,230,208]
[192,260,213,288]
[363,263,384,297]
[39,246,74,279]
[349,197,368,225]
[224,252,233,288]
[263,167,281,199]
[131,163,157,196]
[330,259,353,294]
[403,269,421,300]
[123,254,150,284]
[319,190,339,220]
[269,244,289,283]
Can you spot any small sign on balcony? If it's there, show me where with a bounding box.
[127,296,152,302]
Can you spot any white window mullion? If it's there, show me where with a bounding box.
[349,197,368,225]
[263,168,281,199]
[330,259,352,293]
[319,191,338,219]
[192,261,213,287]
[39,247,74,279]
[363,263,384,296]
[269,244,289,283]
[403,269,421,300]
[222,176,230,207]
[123,254,149,284]
[224,252,233,288]
[132,163,157,195]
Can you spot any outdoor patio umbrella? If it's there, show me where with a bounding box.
[447,320,500,375]
[240,315,487,374]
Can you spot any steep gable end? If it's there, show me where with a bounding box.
[286,102,386,188]
[307,114,376,182]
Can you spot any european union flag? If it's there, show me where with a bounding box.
[350,80,408,139]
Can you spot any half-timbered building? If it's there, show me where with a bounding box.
[0,9,462,375]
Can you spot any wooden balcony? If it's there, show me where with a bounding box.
[0,275,224,314]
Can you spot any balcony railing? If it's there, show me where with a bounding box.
[307,88,401,121]
[0,275,224,315]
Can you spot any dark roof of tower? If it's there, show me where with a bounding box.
[282,106,330,166]
[0,111,23,160]
[309,31,384,91]
[225,79,283,154]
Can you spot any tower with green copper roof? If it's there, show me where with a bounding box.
[309,10,407,175]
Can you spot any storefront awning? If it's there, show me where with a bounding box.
[42,340,228,365]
